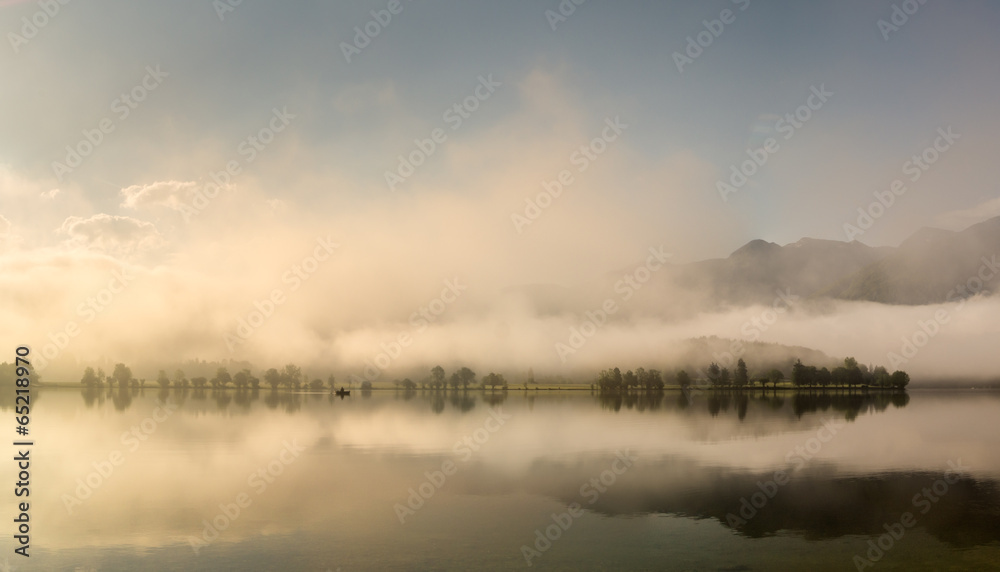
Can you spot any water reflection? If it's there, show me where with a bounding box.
[24,388,1000,570]
[82,385,518,415]
[593,390,908,421]
[485,455,1000,546]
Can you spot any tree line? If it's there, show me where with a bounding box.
[80,363,342,392]
[597,357,909,392]
[392,365,509,391]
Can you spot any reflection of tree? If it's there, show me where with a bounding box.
[431,394,445,414]
[449,393,475,412]
[233,390,253,410]
[111,384,132,411]
[284,393,302,413]
[707,394,721,417]
[599,393,622,413]
[172,385,189,407]
[213,390,232,410]
[81,387,101,408]
[597,391,662,412]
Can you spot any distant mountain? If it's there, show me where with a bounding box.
[823,216,1000,304]
[663,235,893,307]
[673,215,1000,307]
[506,216,1000,313]
[671,336,838,374]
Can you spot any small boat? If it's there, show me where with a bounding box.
[334,387,351,397]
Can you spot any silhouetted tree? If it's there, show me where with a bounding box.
[817,367,832,388]
[647,369,664,390]
[767,369,785,389]
[213,367,232,389]
[156,370,170,389]
[890,370,910,389]
[707,362,721,387]
[792,360,807,387]
[233,369,250,390]
[431,366,446,389]
[282,364,303,389]
[597,368,623,392]
[457,367,476,389]
[264,368,281,390]
[676,370,691,389]
[112,363,133,388]
[81,367,99,387]
[482,372,506,390]
[735,359,749,388]
[623,370,639,391]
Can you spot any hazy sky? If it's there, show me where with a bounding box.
[1,1,999,376]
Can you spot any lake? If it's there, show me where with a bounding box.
[4,388,1000,571]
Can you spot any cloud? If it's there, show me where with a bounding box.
[0,213,22,250]
[120,180,199,210]
[58,214,166,256]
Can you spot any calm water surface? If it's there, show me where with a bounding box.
[3,388,1000,571]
